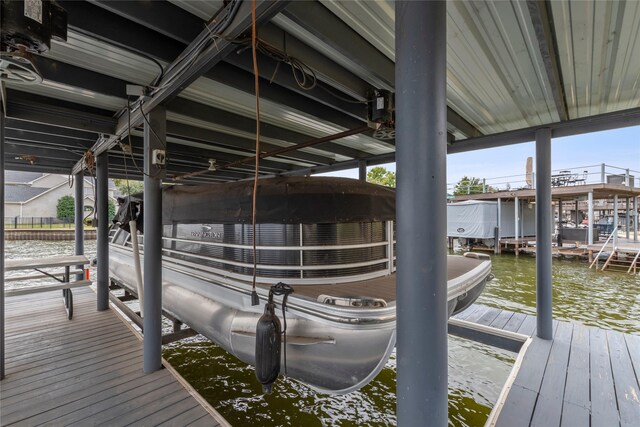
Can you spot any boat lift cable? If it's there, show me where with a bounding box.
[250,0,261,306]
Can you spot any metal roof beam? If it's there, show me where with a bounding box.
[166,97,370,159]
[527,0,569,121]
[165,121,333,166]
[5,90,116,135]
[4,119,98,141]
[73,0,289,174]
[282,107,640,176]
[5,141,84,162]
[207,62,367,130]
[59,1,184,63]
[30,55,130,99]
[89,0,204,45]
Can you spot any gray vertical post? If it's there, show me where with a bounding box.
[358,160,367,182]
[634,196,638,242]
[625,169,630,186]
[514,196,520,241]
[74,172,84,281]
[588,191,594,245]
[1,100,5,379]
[535,128,553,340]
[575,200,579,226]
[143,106,166,373]
[558,199,563,247]
[96,152,109,311]
[497,198,502,239]
[613,195,618,248]
[626,197,630,239]
[396,1,448,424]
[601,163,606,183]
[482,178,486,193]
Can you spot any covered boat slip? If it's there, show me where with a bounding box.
[1,0,640,425]
[0,287,227,426]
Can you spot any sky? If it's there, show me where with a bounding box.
[318,125,640,189]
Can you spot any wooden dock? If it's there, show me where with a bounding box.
[0,287,228,426]
[453,305,640,427]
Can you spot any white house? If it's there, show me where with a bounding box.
[4,171,116,219]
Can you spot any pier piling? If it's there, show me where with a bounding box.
[96,152,109,311]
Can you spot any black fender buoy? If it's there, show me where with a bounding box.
[255,302,281,394]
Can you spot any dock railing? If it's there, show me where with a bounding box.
[447,163,639,195]
[589,226,619,270]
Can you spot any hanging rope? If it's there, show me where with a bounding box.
[250,0,261,306]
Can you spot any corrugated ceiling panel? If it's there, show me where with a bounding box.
[552,1,640,118]
[182,78,394,156]
[7,81,125,112]
[48,32,161,86]
[320,1,561,134]
[168,0,225,21]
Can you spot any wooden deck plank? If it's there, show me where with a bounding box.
[624,334,640,384]
[560,402,590,427]
[475,307,503,327]
[453,304,483,321]
[562,323,591,410]
[494,384,538,427]
[97,389,193,426]
[1,349,143,399]
[464,305,491,323]
[590,327,620,427]
[124,397,201,427]
[502,312,528,333]
[1,289,223,427]
[607,331,640,426]
[188,414,221,427]
[155,405,212,427]
[530,322,574,427]
[513,322,558,392]
[516,314,538,336]
[60,378,182,426]
[489,310,515,329]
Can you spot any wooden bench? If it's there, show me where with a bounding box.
[5,255,92,320]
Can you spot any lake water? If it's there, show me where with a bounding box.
[4,240,639,426]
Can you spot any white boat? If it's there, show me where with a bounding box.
[109,177,492,394]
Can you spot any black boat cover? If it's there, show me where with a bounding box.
[161,176,395,224]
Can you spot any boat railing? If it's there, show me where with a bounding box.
[589,225,619,270]
[114,220,397,285]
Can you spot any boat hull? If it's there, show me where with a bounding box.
[109,247,489,393]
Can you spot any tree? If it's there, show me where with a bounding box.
[108,199,116,220]
[453,176,492,195]
[113,179,144,195]
[56,195,75,220]
[367,166,396,187]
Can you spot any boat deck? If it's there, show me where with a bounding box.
[453,305,640,427]
[0,287,227,426]
[267,255,484,302]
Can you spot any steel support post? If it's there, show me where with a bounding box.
[74,171,84,281]
[514,196,520,241]
[601,163,606,183]
[626,197,630,239]
[634,196,638,242]
[575,200,579,226]
[613,195,619,248]
[143,106,166,373]
[96,152,109,311]
[588,191,594,245]
[497,198,502,239]
[396,1,448,424]
[358,160,367,181]
[558,199,563,247]
[1,101,5,379]
[535,128,553,340]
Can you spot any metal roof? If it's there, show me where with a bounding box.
[2,0,639,183]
